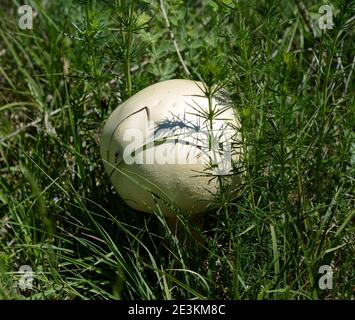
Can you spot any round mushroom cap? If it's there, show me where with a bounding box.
[100,79,242,216]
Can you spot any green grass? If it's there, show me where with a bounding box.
[0,0,354,300]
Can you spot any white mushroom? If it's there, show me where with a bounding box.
[100,79,242,217]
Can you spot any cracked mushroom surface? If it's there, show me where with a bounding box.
[101,79,242,216]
